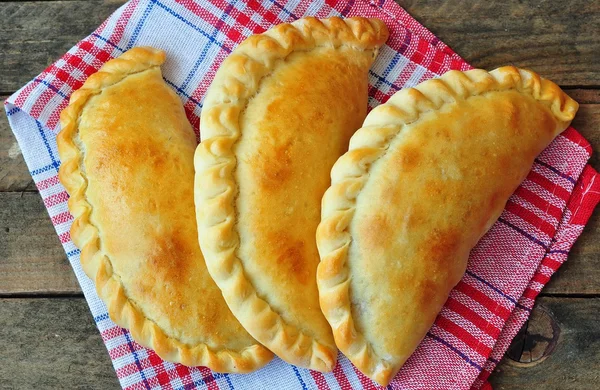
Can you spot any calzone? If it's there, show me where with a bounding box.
[194,17,389,371]
[57,47,272,372]
[316,67,578,385]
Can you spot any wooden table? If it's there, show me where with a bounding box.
[1,1,599,388]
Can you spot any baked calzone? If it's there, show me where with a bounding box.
[194,17,389,371]
[57,47,273,372]
[316,67,578,385]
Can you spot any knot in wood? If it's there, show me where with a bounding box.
[506,304,561,366]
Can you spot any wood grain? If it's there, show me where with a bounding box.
[566,89,600,105]
[0,297,596,388]
[0,0,126,93]
[397,0,600,87]
[0,298,120,389]
[572,104,600,172]
[0,192,80,295]
[0,0,598,93]
[489,298,600,389]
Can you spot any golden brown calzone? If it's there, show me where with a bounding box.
[194,17,389,371]
[317,67,578,385]
[57,47,272,372]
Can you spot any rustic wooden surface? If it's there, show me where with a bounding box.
[0,298,121,389]
[400,0,600,87]
[0,297,596,389]
[489,298,600,389]
[0,193,80,295]
[0,0,599,388]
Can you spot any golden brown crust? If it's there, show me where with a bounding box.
[194,17,388,372]
[316,67,578,385]
[57,47,273,372]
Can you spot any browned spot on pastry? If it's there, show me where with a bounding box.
[426,180,444,197]
[396,143,422,172]
[147,199,158,213]
[416,278,438,308]
[360,213,393,248]
[405,205,428,230]
[426,228,461,270]
[501,93,555,139]
[250,140,293,190]
[537,108,558,138]
[92,135,172,180]
[435,126,452,141]
[150,233,191,276]
[506,100,523,136]
[267,231,310,284]
[125,233,194,312]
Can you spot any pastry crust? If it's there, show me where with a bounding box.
[194,17,388,371]
[57,47,273,372]
[316,67,578,385]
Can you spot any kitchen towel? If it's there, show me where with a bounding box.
[4,0,600,389]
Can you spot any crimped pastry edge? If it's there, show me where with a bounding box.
[56,46,273,373]
[194,17,389,372]
[315,66,579,385]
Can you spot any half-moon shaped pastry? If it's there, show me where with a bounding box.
[57,47,273,372]
[316,67,578,385]
[194,17,389,371]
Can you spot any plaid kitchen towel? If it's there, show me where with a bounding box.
[4,0,600,389]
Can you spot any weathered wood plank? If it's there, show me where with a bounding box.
[489,297,600,389]
[572,104,600,172]
[0,297,595,388]
[0,0,599,93]
[0,192,80,295]
[0,0,126,93]
[0,298,120,389]
[566,89,600,105]
[397,0,600,87]
[1,97,34,192]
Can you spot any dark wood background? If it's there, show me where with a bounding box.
[1,0,599,388]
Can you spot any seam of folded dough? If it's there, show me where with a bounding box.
[194,17,388,371]
[57,46,273,372]
[316,66,578,384]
